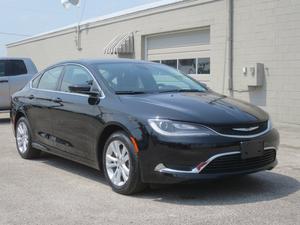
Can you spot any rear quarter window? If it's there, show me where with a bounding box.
[38,66,63,91]
[31,74,41,88]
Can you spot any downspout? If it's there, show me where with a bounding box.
[228,0,234,96]
[75,24,82,51]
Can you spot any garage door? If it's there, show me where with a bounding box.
[145,28,210,82]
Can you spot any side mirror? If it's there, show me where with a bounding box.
[68,84,99,96]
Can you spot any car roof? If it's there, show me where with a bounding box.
[0,57,32,61]
[56,58,152,66]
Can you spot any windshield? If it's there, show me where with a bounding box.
[93,62,206,94]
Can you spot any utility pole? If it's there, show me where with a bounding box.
[61,0,83,51]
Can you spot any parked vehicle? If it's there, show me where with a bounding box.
[10,59,279,194]
[0,58,37,110]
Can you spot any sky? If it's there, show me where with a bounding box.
[0,0,160,56]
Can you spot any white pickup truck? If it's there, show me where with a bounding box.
[0,58,37,110]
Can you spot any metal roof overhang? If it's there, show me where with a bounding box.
[104,32,134,55]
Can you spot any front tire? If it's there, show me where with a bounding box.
[16,117,40,159]
[103,131,145,195]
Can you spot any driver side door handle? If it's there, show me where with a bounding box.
[28,95,35,100]
[52,97,62,103]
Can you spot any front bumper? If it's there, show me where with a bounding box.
[139,128,279,184]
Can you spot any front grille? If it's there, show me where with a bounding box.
[201,148,276,174]
[210,121,268,136]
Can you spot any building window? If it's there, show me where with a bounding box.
[151,60,160,63]
[161,59,177,69]
[151,57,210,75]
[178,59,196,75]
[197,58,210,74]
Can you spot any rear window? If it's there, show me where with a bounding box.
[0,60,28,76]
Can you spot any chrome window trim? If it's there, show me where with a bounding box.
[154,146,277,175]
[29,63,105,99]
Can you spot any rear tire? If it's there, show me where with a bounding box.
[15,117,40,159]
[103,131,146,195]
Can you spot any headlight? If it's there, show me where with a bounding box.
[268,118,273,129]
[148,119,213,136]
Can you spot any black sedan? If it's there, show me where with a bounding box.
[10,59,279,194]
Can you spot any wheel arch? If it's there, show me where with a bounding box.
[96,122,132,171]
[13,110,27,134]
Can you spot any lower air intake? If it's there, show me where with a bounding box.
[201,148,276,174]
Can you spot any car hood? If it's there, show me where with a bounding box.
[118,91,268,125]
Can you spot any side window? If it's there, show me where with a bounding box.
[60,65,97,93]
[0,60,28,77]
[31,74,41,88]
[38,66,63,90]
[0,61,5,77]
[7,60,28,76]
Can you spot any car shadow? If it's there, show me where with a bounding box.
[134,172,300,205]
[37,152,299,206]
[38,152,107,184]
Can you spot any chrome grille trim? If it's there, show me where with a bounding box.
[154,146,277,175]
[205,120,272,139]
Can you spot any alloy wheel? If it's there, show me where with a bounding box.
[105,140,130,187]
[16,121,29,153]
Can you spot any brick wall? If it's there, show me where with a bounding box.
[233,0,300,124]
[6,0,300,124]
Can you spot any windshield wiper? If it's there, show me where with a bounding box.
[115,91,148,95]
[159,89,204,93]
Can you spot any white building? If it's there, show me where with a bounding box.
[6,0,300,124]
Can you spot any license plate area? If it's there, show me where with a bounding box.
[240,140,264,159]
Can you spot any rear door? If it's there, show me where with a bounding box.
[26,66,64,148]
[0,60,10,109]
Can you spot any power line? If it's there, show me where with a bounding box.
[1,5,63,15]
[0,32,31,37]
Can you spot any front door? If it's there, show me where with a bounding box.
[50,65,103,161]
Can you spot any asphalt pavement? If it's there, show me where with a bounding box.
[0,113,299,225]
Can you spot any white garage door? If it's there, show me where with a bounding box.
[145,28,211,81]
